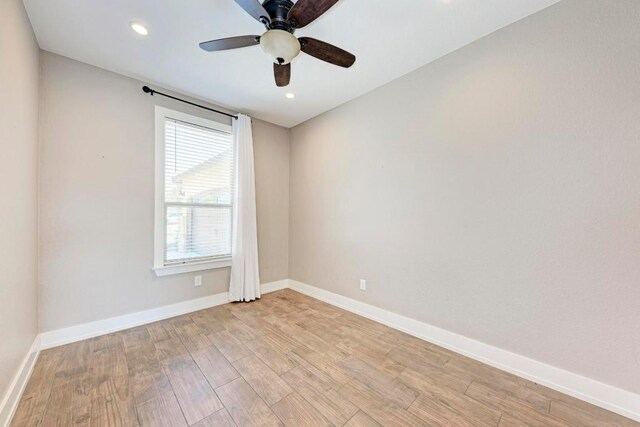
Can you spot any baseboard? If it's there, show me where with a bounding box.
[39,279,288,350]
[288,279,640,422]
[261,279,290,294]
[0,335,41,427]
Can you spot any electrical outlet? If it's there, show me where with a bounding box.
[194,275,202,287]
[360,279,367,291]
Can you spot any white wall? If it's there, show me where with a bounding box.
[289,0,640,394]
[0,0,39,405]
[39,52,289,332]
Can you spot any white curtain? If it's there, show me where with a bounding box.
[229,114,261,302]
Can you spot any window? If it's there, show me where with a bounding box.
[154,107,234,276]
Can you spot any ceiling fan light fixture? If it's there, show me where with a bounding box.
[259,29,300,65]
[200,0,355,87]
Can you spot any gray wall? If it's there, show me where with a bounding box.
[39,52,290,332]
[0,0,39,403]
[289,0,640,394]
[254,120,290,283]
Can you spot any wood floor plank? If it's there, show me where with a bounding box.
[53,340,93,384]
[191,409,236,427]
[189,310,226,336]
[244,336,299,375]
[124,343,173,405]
[336,312,392,337]
[11,348,62,426]
[167,314,203,339]
[336,325,395,355]
[446,356,529,389]
[397,365,472,395]
[215,377,283,426]
[223,317,262,343]
[260,328,302,354]
[41,373,92,427]
[471,377,551,414]
[122,326,154,353]
[39,341,93,427]
[464,381,565,427]
[338,355,418,409]
[346,344,405,378]
[339,379,426,427]
[340,379,387,411]
[91,342,129,385]
[378,329,434,349]
[154,337,192,370]
[227,309,266,329]
[136,391,187,427]
[276,323,348,363]
[281,365,358,425]
[189,344,240,389]
[208,330,252,362]
[163,360,223,425]
[288,346,353,386]
[409,382,502,427]
[387,343,450,370]
[90,375,138,427]
[344,411,383,427]
[178,332,214,353]
[550,400,638,427]
[202,306,239,326]
[146,321,175,343]
[91,332,125,352]
[497,414,529,427]
[10,392,49,427]
[271,392,333,426]
[365,401,430,427]
[281,364,334,393]
[308,302,346,318]
[152,331,224,424]
[232,354,292,406]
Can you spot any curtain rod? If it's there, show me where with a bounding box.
[142,85,238,120]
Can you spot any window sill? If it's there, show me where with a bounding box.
[153,258,231,277]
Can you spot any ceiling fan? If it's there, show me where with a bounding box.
[199,0,356,87]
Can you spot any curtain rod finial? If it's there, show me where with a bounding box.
[142,85,153,95]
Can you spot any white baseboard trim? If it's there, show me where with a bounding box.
[288,279,640,422]
[39,279,289,350]
[261,279,290,294]
[0,335,41,427]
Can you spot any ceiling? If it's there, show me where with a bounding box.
[23,0,560,128]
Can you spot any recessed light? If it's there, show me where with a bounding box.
[285,93,295,99]
[130,22,148,36]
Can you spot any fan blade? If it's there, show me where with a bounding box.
[274,63,291,87]
[287,0,339,28]
[299,37,355,68]
[199,35,260,52]
[235,0,271,24]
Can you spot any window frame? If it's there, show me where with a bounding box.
[153,106,234,276]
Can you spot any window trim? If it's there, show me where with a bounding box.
[153,106,234,276]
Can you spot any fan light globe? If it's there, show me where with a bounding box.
[259,29,301,65]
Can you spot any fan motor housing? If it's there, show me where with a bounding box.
[263,0,295,31]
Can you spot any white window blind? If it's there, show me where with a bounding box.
[163,117,234,265]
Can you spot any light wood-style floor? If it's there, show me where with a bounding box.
[12,289,637,426]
